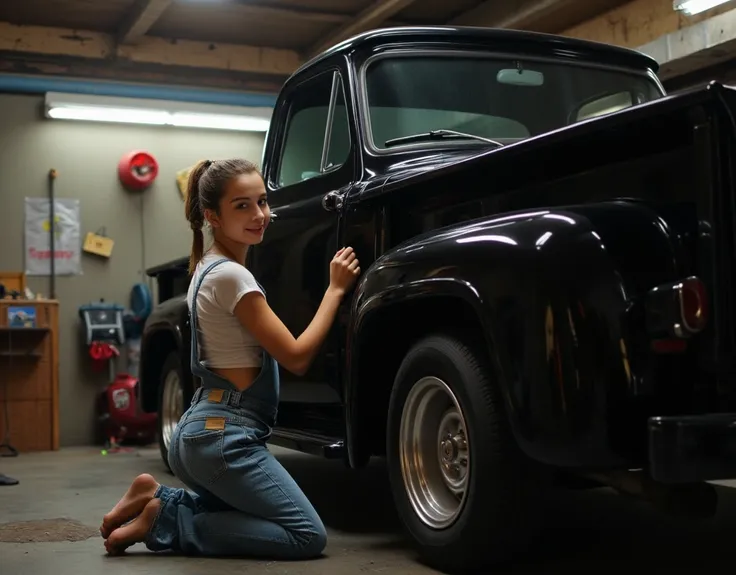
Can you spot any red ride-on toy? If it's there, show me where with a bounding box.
[81,288,157,446]
[98,373,157,445]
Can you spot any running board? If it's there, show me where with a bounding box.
[269,428,345,459]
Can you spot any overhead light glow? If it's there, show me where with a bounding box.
[48,106,170,125]
[44,92,272,132]
[170,112,270,132]
[455,235,518,246]
[673,0,732,15]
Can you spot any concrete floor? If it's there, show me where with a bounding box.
[1,446,736,575]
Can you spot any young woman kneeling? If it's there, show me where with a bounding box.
[99,158,360,558]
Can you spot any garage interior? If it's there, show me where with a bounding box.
[2,0,736,573]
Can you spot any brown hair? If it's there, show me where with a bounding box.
[184,158,260,274]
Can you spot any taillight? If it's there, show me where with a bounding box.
[645,276,709,340]
[679,276,708,334]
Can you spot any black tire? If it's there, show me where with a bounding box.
[157,351,190,474]
[386,333,544,573]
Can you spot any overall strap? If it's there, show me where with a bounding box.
[190,258,231,358]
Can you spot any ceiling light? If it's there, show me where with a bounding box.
[170,112,270,131]
[48,106,170,125]
[44,92,272,132]
[673,0,732,15]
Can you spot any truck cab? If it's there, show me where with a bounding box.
[249,24,667,450]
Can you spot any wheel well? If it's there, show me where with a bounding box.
[140,330,178,413]
[354,295,488,457]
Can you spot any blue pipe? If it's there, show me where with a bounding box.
[0,73,278,107]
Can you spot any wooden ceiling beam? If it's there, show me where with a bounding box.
[561,0,736,48]
[0,51,287,94]
[117,0,173,45]
[228,1,352,24]
[450,0,570,28]
[306,0,418,58]
[0,22,302,77]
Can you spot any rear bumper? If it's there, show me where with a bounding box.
[649,413,736,483]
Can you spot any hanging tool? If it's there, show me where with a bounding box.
[48,169,57,299]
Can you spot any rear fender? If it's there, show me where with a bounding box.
[139,299,192,413]
[346,206,645,469]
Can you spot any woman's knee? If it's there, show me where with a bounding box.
[294,519,327,558]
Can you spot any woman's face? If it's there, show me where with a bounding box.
[210,171,270,245]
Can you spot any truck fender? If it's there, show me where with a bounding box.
[345,206,639,469]
[139,321,188,413]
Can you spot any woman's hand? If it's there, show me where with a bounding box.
[329,247,360,296]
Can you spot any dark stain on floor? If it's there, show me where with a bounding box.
[0,518,99,543]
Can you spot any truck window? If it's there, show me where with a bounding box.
[324,79,350,172]
[575,91,634,121]
[363,54,663,150]
[277,71,351,187]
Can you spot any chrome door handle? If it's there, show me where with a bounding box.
[322,190,344,212]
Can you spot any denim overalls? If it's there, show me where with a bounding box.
[144,258,327,558]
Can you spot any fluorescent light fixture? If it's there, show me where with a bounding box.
[673,0,731,15]
[44,92,272,132]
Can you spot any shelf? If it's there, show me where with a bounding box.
[0,300,59,452]
[0,329,47,361]
[0,350,42,358]
[0,327,50,334]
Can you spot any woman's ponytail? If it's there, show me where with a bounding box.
[184,160,211,274]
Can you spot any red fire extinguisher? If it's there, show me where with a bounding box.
[118,151,159,191]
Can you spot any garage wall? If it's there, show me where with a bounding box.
[0,92,266,447]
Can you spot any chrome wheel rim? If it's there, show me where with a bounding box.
[399,376,470,529]
[162,370,184,450]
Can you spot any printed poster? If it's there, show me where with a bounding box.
[24,197,82,276]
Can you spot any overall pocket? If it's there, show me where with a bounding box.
[179,418,228,485]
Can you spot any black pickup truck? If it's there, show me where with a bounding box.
[139,25,736,572]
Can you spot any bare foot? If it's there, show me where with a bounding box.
[105,498,161,555]
[100,473,159,538]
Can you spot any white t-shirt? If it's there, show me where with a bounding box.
[186,252,265,368]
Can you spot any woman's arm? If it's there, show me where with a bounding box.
[233,247,360,375]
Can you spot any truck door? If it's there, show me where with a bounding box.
[250,67,354,432]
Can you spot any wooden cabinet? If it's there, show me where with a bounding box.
[0,300,59,453]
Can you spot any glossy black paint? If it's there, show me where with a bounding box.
[649,412,736,483]
[139,293,193,410]
[139,26,736,480]
[346,86,733,466]
[294,26,659,82]
[139,259,192,415]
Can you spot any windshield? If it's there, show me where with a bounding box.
[363,54,664,150]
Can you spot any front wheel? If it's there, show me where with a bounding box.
[157,351,189,473]
[386,333,543,573]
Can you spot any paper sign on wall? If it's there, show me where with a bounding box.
[24,197,82,276]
